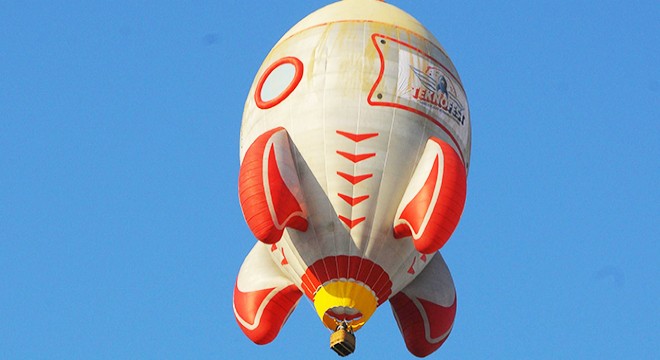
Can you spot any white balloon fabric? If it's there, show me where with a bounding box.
[234,0,470,356]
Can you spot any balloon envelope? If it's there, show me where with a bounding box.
[234,0,470,355]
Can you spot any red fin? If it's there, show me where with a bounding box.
[389,253,456,357]
[233,244,302,345]
[238,128,308,244]
[393,137,467,253]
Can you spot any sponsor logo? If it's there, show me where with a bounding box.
[368,34,469,166]
[398,51,466,126]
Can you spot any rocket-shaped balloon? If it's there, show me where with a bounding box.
[233,0,470,356]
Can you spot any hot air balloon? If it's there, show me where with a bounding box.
[233,0,470,356]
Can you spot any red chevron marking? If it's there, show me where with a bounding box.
[281,248,288,266]
[337,151,376,163]
[408,257,416,275]
[338,215,366,229]
[338,193,370,206]
[337,172,373,185]
[336,130,379,142]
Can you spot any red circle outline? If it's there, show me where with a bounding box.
[255,57,304,109]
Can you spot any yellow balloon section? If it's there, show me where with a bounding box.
[315,281,377,331]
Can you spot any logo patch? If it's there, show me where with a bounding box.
[398,50,466,126]
[367,34,470,166]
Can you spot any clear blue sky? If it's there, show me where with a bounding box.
[1,1,658,359]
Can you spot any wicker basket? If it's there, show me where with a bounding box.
[330,329,356,357]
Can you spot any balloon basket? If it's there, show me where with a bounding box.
[330,328,356,357]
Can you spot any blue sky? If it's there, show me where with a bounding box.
[1,0,658,358]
